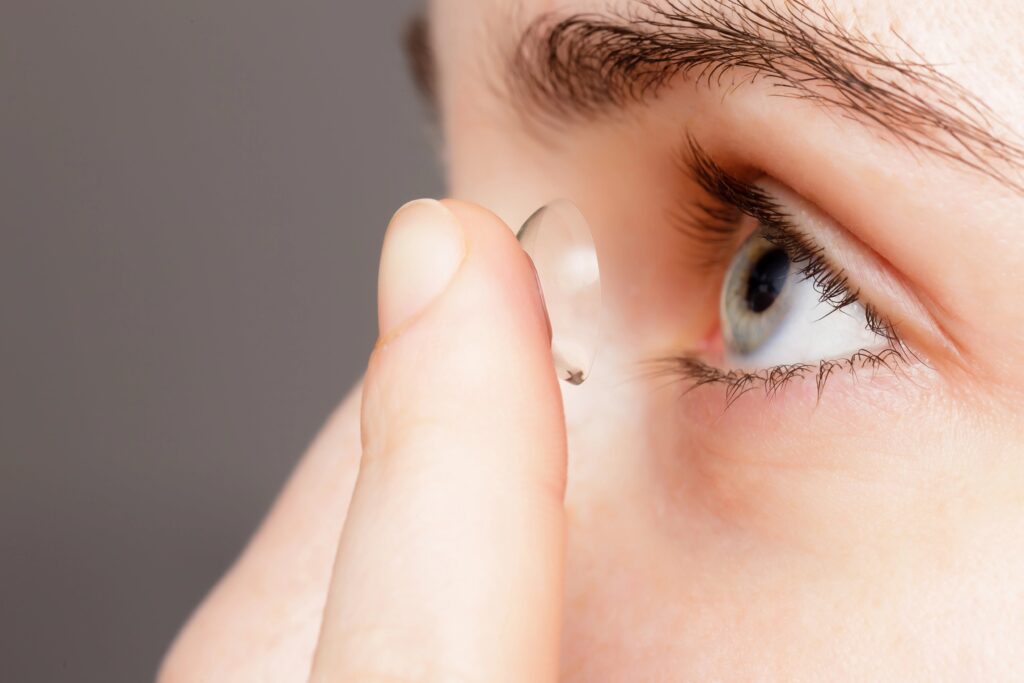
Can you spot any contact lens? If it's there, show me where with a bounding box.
[517,200,602,385]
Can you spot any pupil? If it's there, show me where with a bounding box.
[745,248,790,314]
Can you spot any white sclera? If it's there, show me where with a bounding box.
[517,200,602,385]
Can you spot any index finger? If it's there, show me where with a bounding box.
[309,199,568,683]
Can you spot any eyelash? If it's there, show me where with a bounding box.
[652,139,912,405]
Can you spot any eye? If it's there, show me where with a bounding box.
[659,142,914,401]
[721,225,882,368]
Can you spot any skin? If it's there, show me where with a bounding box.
[159,1,1024,680]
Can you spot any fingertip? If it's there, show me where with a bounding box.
[315,199,569,683]
[378,199,467,339]
[440,198,552,340]
[439,198,516,238]
[363,197,561,461]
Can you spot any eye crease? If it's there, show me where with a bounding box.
[648,140,913,404]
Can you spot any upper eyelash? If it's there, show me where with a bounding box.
[683,137,887,320]
[683,137,863,315]
[654,138,911,401]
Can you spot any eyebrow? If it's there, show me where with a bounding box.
[494,0,1023,191]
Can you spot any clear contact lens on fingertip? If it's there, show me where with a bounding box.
[517,200,602,386]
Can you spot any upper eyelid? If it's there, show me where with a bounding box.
[761,178,955,361]
[679,137,916,297]
[682,136,786,226]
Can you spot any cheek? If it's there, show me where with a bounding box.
[560,379,1024,679]
[556,373,700,679]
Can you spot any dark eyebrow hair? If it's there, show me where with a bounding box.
[506,0,1024,191]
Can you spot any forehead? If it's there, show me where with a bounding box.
[431,0,1024,127]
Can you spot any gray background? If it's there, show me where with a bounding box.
[1,2,440,681]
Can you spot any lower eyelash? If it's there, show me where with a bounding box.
[646,343,910,407]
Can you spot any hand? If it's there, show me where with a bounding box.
[308,199,568,682]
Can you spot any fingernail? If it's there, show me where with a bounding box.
[378,199,466,338]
